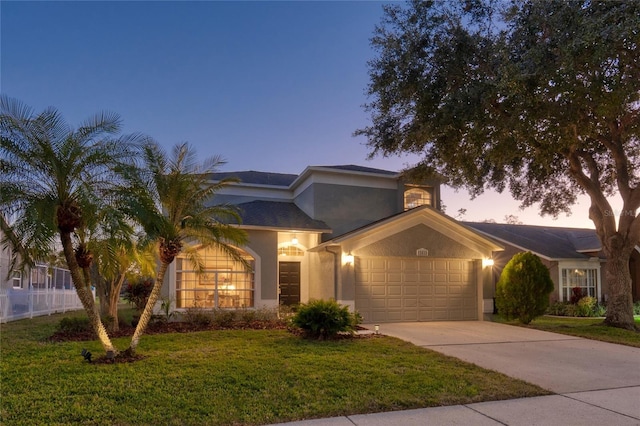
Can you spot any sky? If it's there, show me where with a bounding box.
[1,1,617,228]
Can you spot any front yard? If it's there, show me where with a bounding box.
[495,315,640,348]
[1,311,547,426]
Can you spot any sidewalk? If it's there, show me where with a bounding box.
[271,322,640,425]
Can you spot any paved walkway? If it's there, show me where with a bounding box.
[271,321,640,426]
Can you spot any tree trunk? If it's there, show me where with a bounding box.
[603,245,636,330]
[128,261,170,353]
[106,274,126,333]
[60,232,116,354]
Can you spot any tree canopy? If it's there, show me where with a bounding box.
[358,0,640,328]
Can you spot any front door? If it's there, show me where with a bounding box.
[279,262,301,306]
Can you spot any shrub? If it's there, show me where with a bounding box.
[495,252,554,324]
[57,317,92,334]
[182,307,213,328]
[576,296,597,317]
[634,301,640,316]
[546,302,569,316]
[212,309,237,328]
[570,287,584,304]
[123,277,154,312]
[290,299,360,340]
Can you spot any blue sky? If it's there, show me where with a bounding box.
[1,0,606,227]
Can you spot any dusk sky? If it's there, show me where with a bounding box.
[2,1,613,228]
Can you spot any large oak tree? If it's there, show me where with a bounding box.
[357,0,640,329]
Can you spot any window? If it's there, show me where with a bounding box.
[176,246,255,309]
[12,271,22,288]
[561,268,599,302]
[404,188,432,210]
[279,245,304,257]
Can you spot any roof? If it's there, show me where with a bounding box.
[210,171,297,187]
[312,165,398,176]
[234,200,331,232]
[210,165,398,187]
[464,222,603,260]
[312,205,503,255]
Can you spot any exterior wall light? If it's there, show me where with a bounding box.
[343,252,354,265]
[291,237,298,245]
[482,258,494,268]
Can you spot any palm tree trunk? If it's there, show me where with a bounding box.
[128,261,170,353]
[60,232,116,354]
[106,274,126,333]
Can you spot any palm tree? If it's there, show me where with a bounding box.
[126,142,249,353]
[0,95,146,355]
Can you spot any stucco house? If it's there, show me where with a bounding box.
[465,222,640,305]
[162,165,503,322]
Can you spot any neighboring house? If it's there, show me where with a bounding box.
[464,222,640,306]
[0,230,79,322]
[162,165,503,323]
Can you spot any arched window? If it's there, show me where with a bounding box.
[404,188,432,210]
[175,246,255,309]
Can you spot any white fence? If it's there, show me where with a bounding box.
[0,265,89,323]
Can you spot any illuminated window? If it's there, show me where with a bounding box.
[279,246,304,256]
[404,188,432,210]
[561,268,598,301]
[176,246,255,309]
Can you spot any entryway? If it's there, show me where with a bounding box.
[278,261,300,306]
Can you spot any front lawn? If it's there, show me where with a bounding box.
[495,315,640,348]
[1,312,548,426]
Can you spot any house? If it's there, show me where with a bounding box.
[0,230,79,321]
[162,165,503,322]
[464,222,640,305]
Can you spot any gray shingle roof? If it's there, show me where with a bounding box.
[464,222,602,259]
[235,200,331,231]
[313,165,398,175]
[210,165,398,187]
[210,171,298,186]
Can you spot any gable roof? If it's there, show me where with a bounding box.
[464,222,603,260]
[312,205,503,255]
[233,200,331,232]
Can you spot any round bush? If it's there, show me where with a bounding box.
[495,252,554,324]
[290,299,360,340]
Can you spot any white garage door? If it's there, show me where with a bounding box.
[355,258,477,323]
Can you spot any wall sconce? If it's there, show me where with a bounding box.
[343,252,354,265]
[482,258,494,268]
[291,236,298,245]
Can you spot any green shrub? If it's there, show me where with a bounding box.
[212,309,237,328]
[290,299,360,340]
[182,307,213,327]
[634,301,640,316]
[495,252,554,324]
[576,296,597,317]
[546,302,569,316]
[57,317,92,334]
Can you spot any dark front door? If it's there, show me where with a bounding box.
[279,262,301,306]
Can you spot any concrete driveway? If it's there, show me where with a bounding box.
[371,321,640,394]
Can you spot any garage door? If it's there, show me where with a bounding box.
[355,258,477,323]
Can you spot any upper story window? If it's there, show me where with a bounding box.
[12,271,22,288]
[404,188,432,210]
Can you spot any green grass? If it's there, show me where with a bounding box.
[1,311,548,426]
[494,315,640,348]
